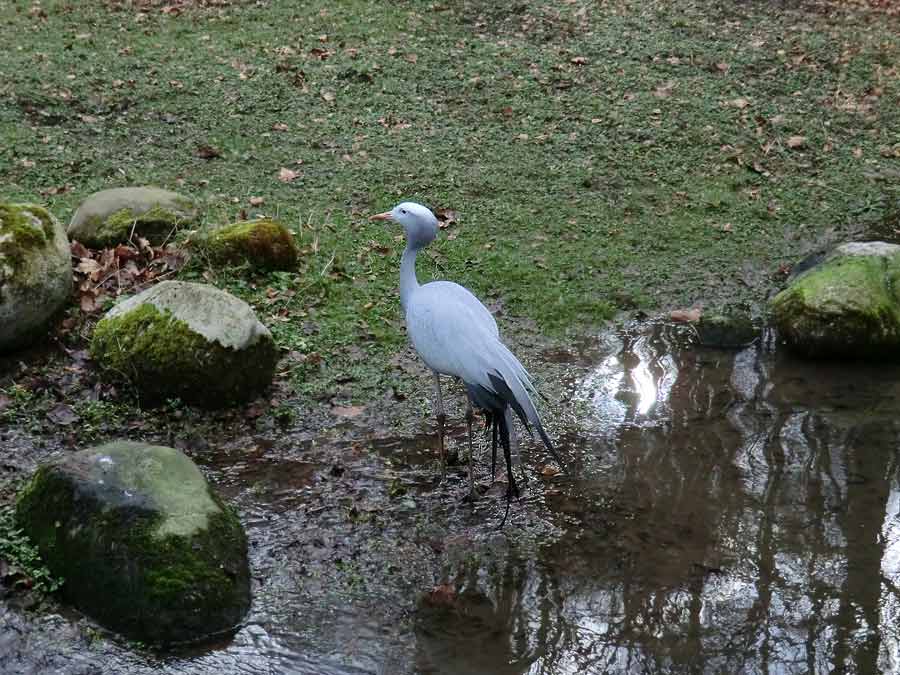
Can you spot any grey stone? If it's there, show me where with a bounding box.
[90,281,278,406]
[67,187,197,247]
[15,441,251,645]
[0,203,72,353]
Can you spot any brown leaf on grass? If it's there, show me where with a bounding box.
[726,97,751,109]
[434,207,459,229]
[570,56,588,65]
[654,80,675,98]
[195,144,222,160]
[540,464,561,477]
[73,238,189,315]
[249,196,265,206]
[670,307,702,323]
[278,167,298,183]
[0,393,12,412]
[786,135,806,149]
[320,90,335,103]
[76,257,102,279]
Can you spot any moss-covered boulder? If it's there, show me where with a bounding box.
[90,280,278,406]
[696,308,760,348]
[199,218,299,271]
[68,187,197,248]
[0,202,72,353]
[770,241,900,358]
[15,441,250,645]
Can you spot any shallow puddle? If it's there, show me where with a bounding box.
[4,322,900,674]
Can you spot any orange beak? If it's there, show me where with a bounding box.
[369,211,393,222]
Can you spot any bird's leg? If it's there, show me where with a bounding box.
[433,371,446,478]
[465,397,477,499]
[505,408,528,487]
[490,415,498,484]
[498,416,518,528]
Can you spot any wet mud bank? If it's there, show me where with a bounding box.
[4,321,900,674]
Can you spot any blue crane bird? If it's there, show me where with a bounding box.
[370,202,565,517]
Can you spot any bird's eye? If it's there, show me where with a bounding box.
[400,209,407,215]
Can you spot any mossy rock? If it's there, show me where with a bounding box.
[68,187,198,248]
[90,280,278,407]
[696,308,760,348]
[199,218,299,271]
[15,441,250,646]
[770,241,900,358]
[0,202,72,353]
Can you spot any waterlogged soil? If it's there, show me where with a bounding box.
[4,322,900,674]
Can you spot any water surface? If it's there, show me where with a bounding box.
[4,322,900,674]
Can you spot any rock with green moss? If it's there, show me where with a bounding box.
[199,217,299,270]
[696,307,760,348]
[68,187,197,248]
[90,280,278,406]
[0,202,72,353]
[770,241,900,357]
[15,441,250,645]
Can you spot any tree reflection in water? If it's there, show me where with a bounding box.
[416,322,900,674]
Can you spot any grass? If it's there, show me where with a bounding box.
[1,0,898,401]
[0,505,63,594]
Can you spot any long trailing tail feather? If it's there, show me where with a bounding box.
[484,344,568,473]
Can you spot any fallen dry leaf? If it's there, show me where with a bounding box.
[332,405,365,418]
[278,167,298,183]
[654,80,675,98]
[320,90,335,103]
[786,135,806,149]
[727,97,751,109]
[670,307,702,323]
[76,257,102,278]
[434,207,459,229]
[195,144,222,160]
[249,196,265,206]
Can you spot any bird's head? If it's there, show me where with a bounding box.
[370,201,438,250]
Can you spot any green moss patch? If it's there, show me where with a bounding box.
[15,442,250,645]
[88,205,188,248]
[91,302,278,407]
[201,218,299,271]
[770,248,900,357]
[0,203,55,278]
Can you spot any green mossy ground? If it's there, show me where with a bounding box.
[770,253,900,357]
[1,0,898,399]
[200,218,299,270]
[90,303,278,407]
[15,444,250,645]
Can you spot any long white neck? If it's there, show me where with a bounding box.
[399,245,420,312]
